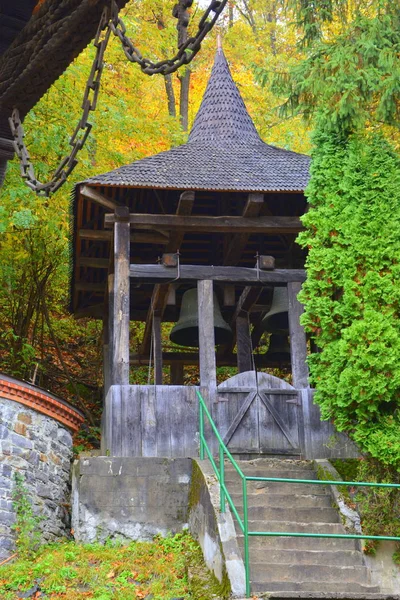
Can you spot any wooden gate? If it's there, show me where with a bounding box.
[214,371,301,456]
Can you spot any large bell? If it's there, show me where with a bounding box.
[265,334,291,362]
[261,286,289,333]
[170,288,232,347]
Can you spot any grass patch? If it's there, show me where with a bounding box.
[0,531,226,599]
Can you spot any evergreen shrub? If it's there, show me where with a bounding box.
[298,130,400,468]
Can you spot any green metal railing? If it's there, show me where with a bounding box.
[197,389,400,598]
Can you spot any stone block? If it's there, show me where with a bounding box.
[17,412,32,425]
[11,433,33,449]
[57,429,72,447]
[0,510,16,526]
[13,422,27,436]
[0,425,9,440]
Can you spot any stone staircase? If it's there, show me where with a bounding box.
[225,458,388,598]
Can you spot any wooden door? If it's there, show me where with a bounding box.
[214,371,301,456]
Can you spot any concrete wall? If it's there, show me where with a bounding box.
[188,460,246,598]
[72,457,192,543]
[0,398,73,558]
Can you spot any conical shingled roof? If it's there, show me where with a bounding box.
[188,48,261,144]
[83,48,310,192]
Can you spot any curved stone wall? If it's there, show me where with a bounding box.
[0,374,84,559]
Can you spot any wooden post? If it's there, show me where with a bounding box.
[170,362,184,384]
[198,280,217,394]
[153,314,163,384]
[288,282,309,389]
[236,316,253,373]
[112,207,130,385]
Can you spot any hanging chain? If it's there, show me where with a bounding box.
[9,7,111,197]
[110,0,228,75]
[9,0,227,196]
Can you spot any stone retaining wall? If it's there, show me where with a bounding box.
[0,375,84,559]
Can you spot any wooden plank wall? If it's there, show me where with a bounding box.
[102,384,359,459]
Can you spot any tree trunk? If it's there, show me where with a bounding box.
[179,67,191,132]
[164,74,176,117]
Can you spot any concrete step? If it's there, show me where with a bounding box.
[228,491,333,509]
[244,548,365,567]
[251,563,370,585]
[225,479,329,495]
[237,533,359,552]
[243,506,340,523]
[244,520,346,534]
[251,580,381,594]
[224,467,318,480]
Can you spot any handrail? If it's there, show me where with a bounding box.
[197,389,400,598]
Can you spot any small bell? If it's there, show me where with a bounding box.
[170,288,232,347]
[265,333,291,362]
[261,286,289,333]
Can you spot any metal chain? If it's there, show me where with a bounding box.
[110,0,228,75]
[9,7,111,197]
[9,0,227,196]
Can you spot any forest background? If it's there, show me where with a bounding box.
[0,0,399,461]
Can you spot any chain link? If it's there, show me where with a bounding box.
[110,0,228,75]
[9,7,111,197]
[9,0,227,196]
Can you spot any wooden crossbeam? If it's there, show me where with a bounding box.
[130,264,306,284]
[79,257,109,269]
[130,352,291,367]
[80,185,117,211]
[224,193,264,265]
[79,229,169,244]
[140,191,195,355]
[105,213,303,234]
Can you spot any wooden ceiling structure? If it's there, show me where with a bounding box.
[71,48,311,376]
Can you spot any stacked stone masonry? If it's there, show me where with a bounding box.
[0,398,74,559]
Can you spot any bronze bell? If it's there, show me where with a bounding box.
[265,334,291,362]
[261,286,289,333]
[170,288,232,347]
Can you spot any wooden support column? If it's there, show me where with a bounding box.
[112,207,130,385]
[170,362,184,384]
[224,193,264,265]
[288,282,309,388]
[236,316,253,373]
[198,280,217,394]
[153,314,163,384]
[140,190,195,355]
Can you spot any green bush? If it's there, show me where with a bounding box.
[298,131,400,468]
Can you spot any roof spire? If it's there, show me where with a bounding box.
[188,47,261,144]
[217,33,222,50]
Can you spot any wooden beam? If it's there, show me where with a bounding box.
[112,207,130,385]
[79,229,169,245]
[170,362,184,384]
[130,352,291,368]
[224,193,264,265]
[105,213,303,234]
[153,314,163,385]
[220,285,263,357]
[130,264,306,284]
[79,257,109,269]
[236,316,253,373]
[75,282,106,292]
[80,185,117,211]
[140,191,195,355]
[198,280,217,393]
[288,281,309,388]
